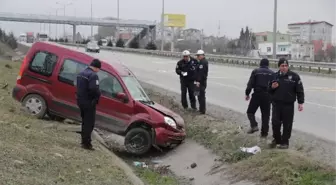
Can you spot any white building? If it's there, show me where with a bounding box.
[290,43,314,61]
[180,28,201,41]
[288,21,333,44]
[258,42,291,58]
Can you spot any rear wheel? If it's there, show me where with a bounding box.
[124,127,152,155]
[22,94,47,119]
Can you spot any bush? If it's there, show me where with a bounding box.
[64,38,68,43]
[97,40,102,46]
[129,38,140,49]
[55,38,58,42]
[116,38,124,48]
[59,38,64,42]
[145,41,157,50]
[107,40,113,47]
[0,29,17,49]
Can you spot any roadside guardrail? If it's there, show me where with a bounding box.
[24,42,336,76]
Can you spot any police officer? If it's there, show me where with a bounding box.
[76,59,102,150]
[245,59,274,137]
[194,50,209,114]
[269,58,304,149]
[175,50,197,110]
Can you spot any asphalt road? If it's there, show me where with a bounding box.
[22,42,336,142]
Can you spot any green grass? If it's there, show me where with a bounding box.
[0,60,132,185]
[135,168,179,185]
[145,87,336,185]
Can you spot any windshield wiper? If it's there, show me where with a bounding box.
[138,100,154,105]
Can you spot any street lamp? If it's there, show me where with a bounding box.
[160,0,165,51]
[116,0,120,40]
[272,0,278,59]
[90,0,93,38]
[56,1,73,39]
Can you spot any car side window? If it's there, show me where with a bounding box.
[29,51,58,76]
[58,59,87,85]
[98,70,124,99]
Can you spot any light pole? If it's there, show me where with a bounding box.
[90,0,93,38]
[116,0,120,40]
[56,1,73,39]
[272,0,277,59]
[160,0,165,51]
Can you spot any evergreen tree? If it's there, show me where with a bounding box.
[107,40,113,47]
[116,38,124,48]
[129,38,140,49]
[97,39,103,46]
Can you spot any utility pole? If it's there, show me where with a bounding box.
[272,0,278,59]
[90,0,93,38]
[160,0,165,51]
[116,0,120,40]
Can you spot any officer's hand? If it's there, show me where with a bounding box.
[298,104,304,112]
[245,96,250,101]
[271,82,279,89]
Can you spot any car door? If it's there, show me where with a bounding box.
[50,57,87,121]
[96,70,134,135]
[21,50,59,110]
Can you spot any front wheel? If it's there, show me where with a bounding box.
[124,127,152,155]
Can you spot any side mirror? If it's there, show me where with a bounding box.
[116,92,128,103]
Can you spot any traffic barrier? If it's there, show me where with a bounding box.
[20,42,336,76]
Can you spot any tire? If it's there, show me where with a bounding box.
[124,127,152,155]
[22,94,47,119]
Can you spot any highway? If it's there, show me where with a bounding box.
[22,42,336,142]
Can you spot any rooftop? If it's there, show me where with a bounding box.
[288,21,333,27]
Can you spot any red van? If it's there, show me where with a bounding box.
[12,42,186,155]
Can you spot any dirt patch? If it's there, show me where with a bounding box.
[0,60,133,185]
[141,82,336,185]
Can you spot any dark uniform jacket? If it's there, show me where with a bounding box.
[76,67,101,105]
[245,66,274,96]
[194,58,209,86]
[175,57,198,82]
[268,70,304,104]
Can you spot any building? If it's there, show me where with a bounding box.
[255,31,291,43]
[291,43,314,61]
[180,28,201,41]
[258,42,291,58]
[288,21,333,44]
[255,31,291,58]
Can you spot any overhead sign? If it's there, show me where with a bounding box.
[164,14,186,28]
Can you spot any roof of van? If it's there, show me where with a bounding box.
[31,42,132,76]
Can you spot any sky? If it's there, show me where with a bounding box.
[0,0,335,42]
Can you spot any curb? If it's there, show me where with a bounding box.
[92,131,145,185]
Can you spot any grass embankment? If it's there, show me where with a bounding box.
[0,60,132,185]
[145,89,336,185]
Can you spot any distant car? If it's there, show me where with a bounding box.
[86,41,100,53]
[12,42,186,155]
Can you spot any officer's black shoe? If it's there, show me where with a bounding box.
[199,110,205,114]
[268,140,278,149]
[247,127,259,134]
[81,143,95,150]
[260,134,268,139]
[277,144,289,149]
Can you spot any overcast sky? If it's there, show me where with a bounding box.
[0,0,335,41]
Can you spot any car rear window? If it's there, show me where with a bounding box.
[29,51,58,76]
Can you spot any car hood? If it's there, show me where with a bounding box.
[147,102,185,128]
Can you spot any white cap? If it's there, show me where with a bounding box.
[196,50,205,55]
[182,50,190,56]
